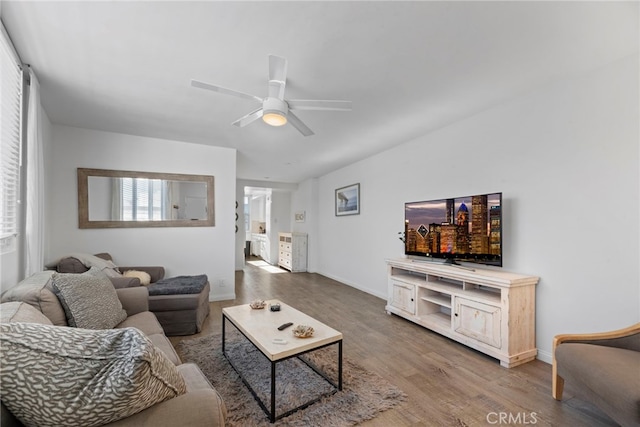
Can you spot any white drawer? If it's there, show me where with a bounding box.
[280,258,292,268]
[279,242,292,251]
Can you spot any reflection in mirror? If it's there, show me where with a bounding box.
[87,177,208,221]
[78,168,215,228]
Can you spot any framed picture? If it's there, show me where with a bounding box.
[295,211,306,223]
[335,183,360,216]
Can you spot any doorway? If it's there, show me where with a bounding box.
[243,186,292,267]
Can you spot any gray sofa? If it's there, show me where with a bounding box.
[552,323,640,427]
[0,271,226,427]
[53,253,210,336]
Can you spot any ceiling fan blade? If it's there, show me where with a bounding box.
[268,55,287,100]
[191,79,262,103]
[287,111,314,136]
[231,108,264,127]
[287,99,352,111]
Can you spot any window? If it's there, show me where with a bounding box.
[120,178,167,221]
[0,24,23,253]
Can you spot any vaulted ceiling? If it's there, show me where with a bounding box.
[2,1,637,183]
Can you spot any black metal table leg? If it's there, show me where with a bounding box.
[338,340,343,390]
[270,361,276,423]
[221,314,226,355]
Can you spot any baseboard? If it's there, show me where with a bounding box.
[318,272,387,301]
[537,349,552,364]
[209,292,235,302]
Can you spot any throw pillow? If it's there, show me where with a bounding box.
[0,323,186,427]
[0,302,53,325]
[123,269,152,285]
[47,253,123,277]
[0,270,68,326]
[51,267,127,329]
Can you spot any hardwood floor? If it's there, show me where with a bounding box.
[171,259,617,426]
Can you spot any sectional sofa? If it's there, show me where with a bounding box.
[0,270,226,427]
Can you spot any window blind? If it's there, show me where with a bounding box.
[0,25,23,245]
[121,177,134,220]
[119,178,165,221]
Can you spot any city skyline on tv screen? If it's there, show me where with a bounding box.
[404,192,502,266]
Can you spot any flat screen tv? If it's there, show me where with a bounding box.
[404,192,502,267]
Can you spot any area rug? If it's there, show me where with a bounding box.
[176,329,406,426]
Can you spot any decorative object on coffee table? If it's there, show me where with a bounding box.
[292,325,314,338]
[250,300,266,309]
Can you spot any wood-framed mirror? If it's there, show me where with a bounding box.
[77,168,215,229]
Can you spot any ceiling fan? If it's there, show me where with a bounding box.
[191,55,352,136]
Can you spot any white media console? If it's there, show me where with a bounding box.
[385,258,539,368]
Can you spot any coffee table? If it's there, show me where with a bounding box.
[222,300,343,423]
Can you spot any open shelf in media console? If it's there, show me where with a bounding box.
[460,287,501,304]
[420,294,451,308]
[418,312,451,329]
[424,276,501,304]
[423,278,459,293]
[389,268,426,284]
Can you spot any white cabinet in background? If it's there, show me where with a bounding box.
[278,232,307,272]
[251,234,267,259]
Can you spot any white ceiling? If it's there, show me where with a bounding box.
[1,1,637,183]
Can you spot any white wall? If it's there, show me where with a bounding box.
[301,54,639,364]
[46,125,237,301]
[291,178,319,272]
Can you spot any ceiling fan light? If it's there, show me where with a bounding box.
[263,112,287,127]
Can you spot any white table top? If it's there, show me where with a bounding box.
[222,300,343,361]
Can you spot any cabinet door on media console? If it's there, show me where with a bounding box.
[454,297,502,348]
[391,280,415,315]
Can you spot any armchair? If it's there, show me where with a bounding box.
[552,323,640,426]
